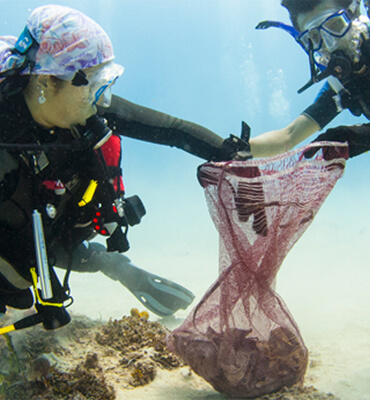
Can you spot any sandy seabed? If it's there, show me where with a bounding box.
[0,310,351,400]
[1,248,370,400]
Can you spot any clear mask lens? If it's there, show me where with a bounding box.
[87,62,124,107]
[300,29,322,51]
[97,86,113,107]
[321,30,340,51]
[323,14,350,35]
[93,78,117,107]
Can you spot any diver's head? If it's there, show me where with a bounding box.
[0,5,124,128]
[282,0,353,30]
[282,0,367,69]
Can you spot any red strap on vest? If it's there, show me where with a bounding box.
[99,134,125,194]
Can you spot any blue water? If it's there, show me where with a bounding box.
[1,2,370,397]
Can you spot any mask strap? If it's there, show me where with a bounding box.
[13,26,39,56]
[71,70,89,86]
[0,27,39,80]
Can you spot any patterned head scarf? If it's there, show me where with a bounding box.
[0,5,120,81]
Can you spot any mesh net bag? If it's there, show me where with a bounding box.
[167,143,348,398]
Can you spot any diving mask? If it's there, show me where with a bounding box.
[71,61,124,107]
[86,62,124,107]
[298,9,353,53]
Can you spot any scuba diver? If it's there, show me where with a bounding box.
[249,0,370,158]
[0,5,251,333]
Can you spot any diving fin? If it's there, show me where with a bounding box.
[118,266,195,317]
[85,245,195,317]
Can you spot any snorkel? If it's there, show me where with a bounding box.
[256,0,369,93]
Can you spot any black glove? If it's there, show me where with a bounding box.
[218,121,253,161]
[305,123,370,159]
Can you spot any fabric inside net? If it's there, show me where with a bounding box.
[167,142,348,398]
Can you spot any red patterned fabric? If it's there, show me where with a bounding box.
[167,142,348,398]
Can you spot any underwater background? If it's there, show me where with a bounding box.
[1,0,370,366]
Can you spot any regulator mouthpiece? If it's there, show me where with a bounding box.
[84,115,112,149]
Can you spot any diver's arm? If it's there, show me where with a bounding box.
[100,95,225,161]
[250,83,340,158]
[249,115,321,158]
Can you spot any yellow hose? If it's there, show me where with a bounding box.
[78,180,98,207]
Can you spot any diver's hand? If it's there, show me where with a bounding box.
[304,124,370,159]
[218,121,253,161]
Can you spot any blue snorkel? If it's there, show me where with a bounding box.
[255,20,329,93]
[255,20,302,47]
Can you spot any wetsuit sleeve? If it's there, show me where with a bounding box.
[99,95,224,161]
[302,82,340,129]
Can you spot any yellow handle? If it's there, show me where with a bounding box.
[78,180,98,207]
[0,325,15,335]
[30,268,63,308]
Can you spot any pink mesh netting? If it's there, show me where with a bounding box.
[167,142,349,398]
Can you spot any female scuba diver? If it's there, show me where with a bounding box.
[250,0,370,158]
[0,5,251,332]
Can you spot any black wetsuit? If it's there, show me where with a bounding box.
[302,40,370,129]
[0,92,227,310]
[302,78,370,129]
[300,44,370,158]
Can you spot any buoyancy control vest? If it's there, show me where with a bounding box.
[0,101,129,293]
[326,35,370,119]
